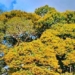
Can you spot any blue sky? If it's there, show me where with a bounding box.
[0,0,75,12]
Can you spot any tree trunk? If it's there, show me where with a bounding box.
[69,65,72,73]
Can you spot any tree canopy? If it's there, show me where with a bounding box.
[0,5,75,75]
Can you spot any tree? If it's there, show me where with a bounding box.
[0,5,75,75]
[3,39,59,74]
[35,11,66,37]
[35,5,56,16]
[5,17,35,42]
[0,21,6,43]
[0,9,3,14]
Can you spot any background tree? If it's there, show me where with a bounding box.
[35,5,56,16]
[0,9,4,14]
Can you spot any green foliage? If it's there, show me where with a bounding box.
[6,17,34,35]
[0,21,6,43]
[51,24,75,39]
[35,11,67,36]
[62,10,75,23]
[0,9,3,14]
[35,5,56,16]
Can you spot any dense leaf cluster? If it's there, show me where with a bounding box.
[0,5,75,75]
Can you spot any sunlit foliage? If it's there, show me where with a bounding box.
[0,5,75,75]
